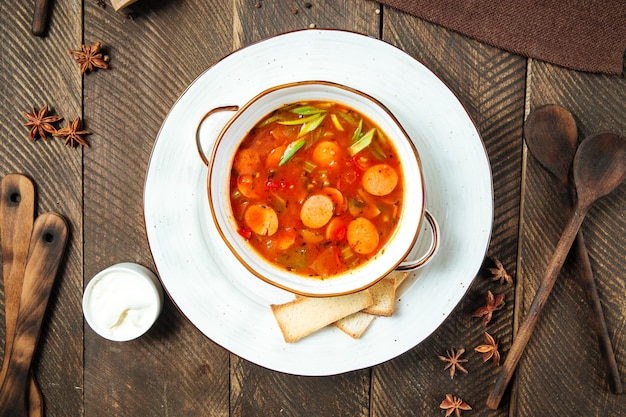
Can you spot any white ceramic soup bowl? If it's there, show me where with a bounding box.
[197,81,438,297]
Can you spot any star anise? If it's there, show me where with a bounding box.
[439,394,472,417]
[438,348,468,379]
[69,41,109,74]
[472,290,504,326]
[22,105,62,141]
[54,117,91,147]
[475,331,500,365]
[489,257,513,285]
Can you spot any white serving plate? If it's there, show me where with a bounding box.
[144,29,493,376]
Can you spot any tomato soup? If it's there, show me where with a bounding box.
[229,101,403,278]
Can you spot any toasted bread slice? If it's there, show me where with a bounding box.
[333,311,376,339]
[334,271,410,338]
[271,290,373,343]
[361,277,396,317]
[388,270,410,288]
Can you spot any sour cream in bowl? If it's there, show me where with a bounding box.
[83,262,164,341]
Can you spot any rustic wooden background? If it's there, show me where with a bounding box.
[1,0,624,415]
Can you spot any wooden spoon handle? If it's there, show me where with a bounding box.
[27,374,44,417]
[32,0,51,37]
[0,175,47,416]
[487,207,586,409]
[0,213,68,417]
[0,174,36,380]
[575,230,623,394]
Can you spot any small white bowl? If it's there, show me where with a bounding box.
[83,262,163,341]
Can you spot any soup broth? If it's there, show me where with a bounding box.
[229,101,403,278]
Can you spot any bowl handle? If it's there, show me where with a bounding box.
[195,105,239,166]
[395,210,440,271]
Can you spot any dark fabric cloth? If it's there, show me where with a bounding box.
[379,0,626,75]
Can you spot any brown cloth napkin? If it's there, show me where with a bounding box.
[379,0,626,75]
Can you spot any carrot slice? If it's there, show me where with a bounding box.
[300,194,334,229]
[362,164,398,196]
[233,148,261,176]
[312,141,342,168]
[325,217,347,242]
[347,217,379,254]
[244,204,279,236]
[237,174,260,198]
[266,145,286,168]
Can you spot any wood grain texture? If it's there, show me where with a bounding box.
[515,60,626,415]
[373,8,525,416]
[233,0,380,49]
[81,1,233,416]
[0,1,84,416]
[230,357,370,416]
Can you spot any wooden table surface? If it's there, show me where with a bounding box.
[1,1,625,416]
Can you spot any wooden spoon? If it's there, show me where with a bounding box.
[0,213,68,417]
[32,0,51,37]
[0,175,46,416]
[487,131,626,409]
[524,104,623,394]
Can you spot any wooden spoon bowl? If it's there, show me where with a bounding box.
[524,104,578,187]
[574,131,626,205]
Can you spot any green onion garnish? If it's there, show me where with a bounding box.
[348,128,375,156]
[341,246,354,260]
[257,114,280,127]
[298,114,326,138]
[279,139,306,166]
[370,139,387,160]
[291,106,327,115]
[277,113,323,126]
[330,113,344,131]
[337,111,358,126]
[302,160,317,173]
[350,119,363,142]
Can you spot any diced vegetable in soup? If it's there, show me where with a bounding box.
[230,101,403,278]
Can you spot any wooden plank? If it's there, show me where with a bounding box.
[372,9,526,416]
[228,1,380,416]
[81,1,233,415]
[0,0,84,416]
[515,59,626,415]
[233,0,381,48]
[230,357,370,416]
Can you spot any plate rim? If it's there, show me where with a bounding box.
[143,28,494,376]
